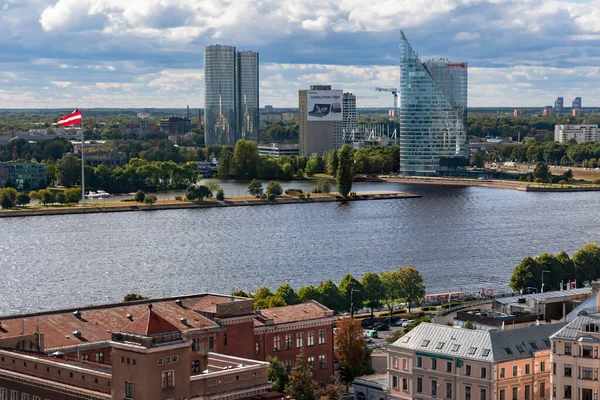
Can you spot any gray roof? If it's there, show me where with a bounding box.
[495,288,591,305]
[551,314,600,341]
[566,293,597,322]
[392,322,566,363]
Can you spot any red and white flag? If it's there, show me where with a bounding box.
[57,109,82,127]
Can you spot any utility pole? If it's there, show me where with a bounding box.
[541,270,550,293]
[350,288,360,318]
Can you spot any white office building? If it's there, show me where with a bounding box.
[555,125,600,143]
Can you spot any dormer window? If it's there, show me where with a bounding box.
[584,324,600,333]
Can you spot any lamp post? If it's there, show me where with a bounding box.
[350,288,360,318]
[541,270,550,293]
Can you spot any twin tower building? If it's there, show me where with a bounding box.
[204,45,259,146]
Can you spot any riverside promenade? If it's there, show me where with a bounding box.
[0,190,421,219]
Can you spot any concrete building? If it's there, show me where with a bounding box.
[257,143,299,158]
[0,293,334,395]
[573,97,582,110]
[388,322,565,400]
[159,116,191,135]
[343,93,357,148]
[354,374,389,400]
[299,85,343,156]
[555,125,600,143]
[119,120,150,139]
[0,162,47,190]
[204,45,259,146]
[72,141,126,168]
[543,106,554,117]
[555,97,564,113]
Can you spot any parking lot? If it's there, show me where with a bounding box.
[361,317,410,349]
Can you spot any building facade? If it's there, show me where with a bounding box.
[343,93,357,147]
[299,85,343,156]
[573,97,582,110]
[388,322,565,400]
[0,162,47,190]
[119,120,150,139]
[204,45,259,146]
[555,97,564,114]
[398,32,468,176]
[257,143,299,158]
[554,125,600,143]
[159,117,191,135]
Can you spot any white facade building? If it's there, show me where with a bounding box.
[555,125,600,143]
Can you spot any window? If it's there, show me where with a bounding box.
[525,364,530,375]
[446,361,452,373]
[436,342,444,350]
[582,389,593,400]
[516,345,525,354]
[82,355,89,361]
[540,361,545,372]
[296,333,304,348]
[127,358,131,364]
[11,392,17,400]
[223,334,227,346]
[165,357,171,364]
[499,389,505,400]
[318,329,326,344]
[468,347,477,355]
[158,358,163,366]
[544,339,550,346]
[255,342,260,354]
[307,356,315,370]
[2,392,8,400]
[481,349,490,357]
[319,355,326,370]
[173,355,178,364]
[392,376,398,389]
[564,364,572,377]
[125,382,134,399]
[564,385,571,399]
[553,342,557,353]
[162,370,174,389]
[540,382,546,398]
[285,335,293,350]
[500,367,505,378]
[504,347,513,355]
[512,366,517,377]
[529,341,539,350]
[582,367,594,380]
[451,344,460,352]
[466,365,471,376]
[480,388,486,400]
[403,378,408,391]
[481,367,487,378]
[209,336,214,349]
[416,378,422,393]
[308,331,315,346]
[21,394,29,400]
[192,339,199,351]
[416,357,422,368]
[95,352,104,364]
[192,360,200,373]
[582,345,593,358]
[465,386,471,400]
[565,343,572,355]
[524,385,530,400]
[431,358,437,370]
[512,387,518,400]
[553,362,556,375]
[285,360,293,374]
[421,340,430,347]
[445,382,452,399]
[32,397,40,400]
[431,380,437,396]
[274,336,281,351]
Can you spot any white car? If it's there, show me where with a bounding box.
[401,320,414,328]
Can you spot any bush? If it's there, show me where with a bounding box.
[266,181,283,197]
[216,189,225,201]
[15,192,30,206]
[267,193,276,201]
[38,189,55,205]
[55,192,68,205]
[313,177,331,194]
[64,188,81,203]
[558,180,567,185]
[285,188,303,195]
[144,195,157,205]
[298,193,306,199]
[174,195,183,201]
[533,178,544,183]
[134,190,146,203]
[123,293,149,302]
[593,179,600,185]
[306,193,311,198]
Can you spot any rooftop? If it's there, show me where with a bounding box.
[495,288,591,305]
[254,301,334,326]
[551,314,600,341]
[121,305,180,336]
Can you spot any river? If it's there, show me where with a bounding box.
[1,181,597,315]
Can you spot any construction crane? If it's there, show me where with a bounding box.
[375,87,399,139]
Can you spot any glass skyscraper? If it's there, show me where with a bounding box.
[204,45,259,146]
[399,32,468,175]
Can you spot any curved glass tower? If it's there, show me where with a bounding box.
[399,32,468,176]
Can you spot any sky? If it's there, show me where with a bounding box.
[1,0,600,109]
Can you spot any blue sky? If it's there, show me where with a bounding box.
[1,0,599,108]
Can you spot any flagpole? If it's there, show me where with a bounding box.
[81,112,85,205]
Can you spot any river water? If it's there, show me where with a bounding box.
[1,181,597,315]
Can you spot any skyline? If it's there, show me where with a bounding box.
[1,0,600,108]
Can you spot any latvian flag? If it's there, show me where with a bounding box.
[57,109,82,127]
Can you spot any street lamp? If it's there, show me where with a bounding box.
[541,270,550,293]
[350,288,360,318]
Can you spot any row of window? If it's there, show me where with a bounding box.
[79,352,105,364]
[499,384,544,400]
[413,356,544,379]
[553,342,598,358]
[0,389,46,400]
[558,385,595,400]
[415,357,487,378]
[157,355,178,366]
[272,330,326,352]
[500,362,543,378]
[553,363,598,380]
[0,356,106,386]
[191,337,214,351]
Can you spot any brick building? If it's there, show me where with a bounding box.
[0,293,335,399]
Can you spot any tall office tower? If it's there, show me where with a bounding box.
[573,97,582,109]
[299,85,343,156]
[398,32,468,176]
[555,97,564,113]
[343,93,357,132]
[204,45,259,146]
[237,51,259,142]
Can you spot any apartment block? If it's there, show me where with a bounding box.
[554,125,600,143]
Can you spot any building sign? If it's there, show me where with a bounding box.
[307,90,343,121]
[445,63,466,68]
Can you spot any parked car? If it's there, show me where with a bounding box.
[367,330,378,338]
[373,323,390,331]
[401,319,414,328]
[393,318,408,327]
[361,317,376,328]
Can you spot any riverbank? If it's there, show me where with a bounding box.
[0,190,421,218]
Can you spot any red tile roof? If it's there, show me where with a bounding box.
[121,305,179,336]
[192,295,246,314]
[254,301,333,326]
[0,295,219,350]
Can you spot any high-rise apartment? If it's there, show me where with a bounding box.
[398,32,468,175]
[555,97,564,113]
[204,45,259,146]
[573,97,582,109]
[299,85,344,156]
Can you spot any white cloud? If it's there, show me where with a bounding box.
[50,81,72,87]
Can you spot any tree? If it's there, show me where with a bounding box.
[266,181,283,197]
[338,274,364,317]
[305,153,320,176]
[205,180,221,195]
[64,188,82,203]
[533,162,551,182]
[314,177,331,194]
[557,251,576,285]
[38,189,55,205]
[336,145,354,196]
[248,179,263,197]
[464,320,476,329]
[398,266,426,313]
[267,356,288,393]
[470,151,485,168]
[56,154,81,187]
[233,139,261,178]
[572,243,600,285]
[275,284,300,305]
[134,190,146,203]
[15,192,30,206]
[380,270,404,316]
[254,287,274,303]
[186,185,211,201]
[123,293,149,302]
[326,150,339,176]
[144,194,157,205]
[285,351,317,400]
[232,290,251,298]
[297,285,320,303]
[316,280,343,312]
[216,188,225,201]
[361,272,384,317]
[510,256,539,291]
[334,318,366,384]
[319,378,343,400]
[535,253,562,291]
[0,190,14,209]
[55,192,68,204]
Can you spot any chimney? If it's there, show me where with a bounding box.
[13,146,17,161]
